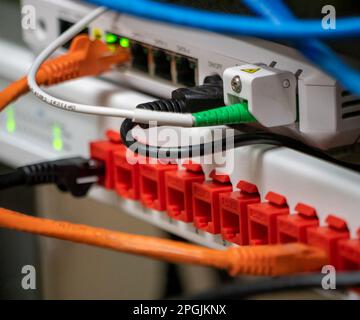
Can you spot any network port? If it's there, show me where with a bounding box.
[131,42,150,73]
[59,19,88,49]
[97,32,198,85]
[153,49,172,81]
[176,56,197,86]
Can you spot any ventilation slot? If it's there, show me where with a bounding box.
[341,91,360,119]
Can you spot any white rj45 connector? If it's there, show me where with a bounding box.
[223,64,297,127]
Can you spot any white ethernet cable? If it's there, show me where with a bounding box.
[27,6,194,127]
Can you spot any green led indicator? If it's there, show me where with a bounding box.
[52,124,63,151]
[105,33,118,44]
[6,107,16,133]
[119,37,130,48]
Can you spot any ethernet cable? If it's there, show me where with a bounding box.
[0,34,130,112]
[3,207,360,298]
[0,207,327,277]
[242,0,360,98]
[86,0,360,39]
[27,6,193,126]
[0,157,104,197]
[120,119,360,172]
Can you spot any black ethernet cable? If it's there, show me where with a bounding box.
[0,157,104,197]
[120,119,360,172]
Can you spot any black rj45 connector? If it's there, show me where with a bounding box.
[0,157,104,197]
[136,74,224,113]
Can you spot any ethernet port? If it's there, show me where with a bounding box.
[153,49,172,81]
[59,19,88,49]
[131,42,149,73]
[176,56,197,86]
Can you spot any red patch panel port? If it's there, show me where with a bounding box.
[89,130,122,189]
[277,203,319,244]
[192,170,233,234]
[113,144,143,200]
[165,162,205,222]
[139,161,178,211]
[220,180,260,245]
[248,191,289,245]
[338,228,360,270]
[307,215,350,269]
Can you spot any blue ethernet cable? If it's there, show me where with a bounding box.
[86,0,360,39]
[242,0,360,95]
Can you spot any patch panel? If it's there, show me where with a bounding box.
[86,133,360,274]
[85,132,360,273]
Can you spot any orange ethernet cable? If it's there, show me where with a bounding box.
[0,207,327,277]
[0,34,130,112]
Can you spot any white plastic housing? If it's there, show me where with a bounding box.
[224,64,297,127]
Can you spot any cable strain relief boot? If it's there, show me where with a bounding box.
[193,102,256,127]
[171,74,224,113]
[19,157,104,197]
[20,163,57,185]
[136,98,186,113]
[135,74,224,115]
[226,243,328,276]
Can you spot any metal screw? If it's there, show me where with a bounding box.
[282,79,291,88]
[231,75,242,93]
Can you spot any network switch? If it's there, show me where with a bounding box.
[22,0,360,150]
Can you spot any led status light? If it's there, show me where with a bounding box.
[105,33,118,44]
[52,124,63,151]
[6,107,16,133]
[119,37,130,48]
